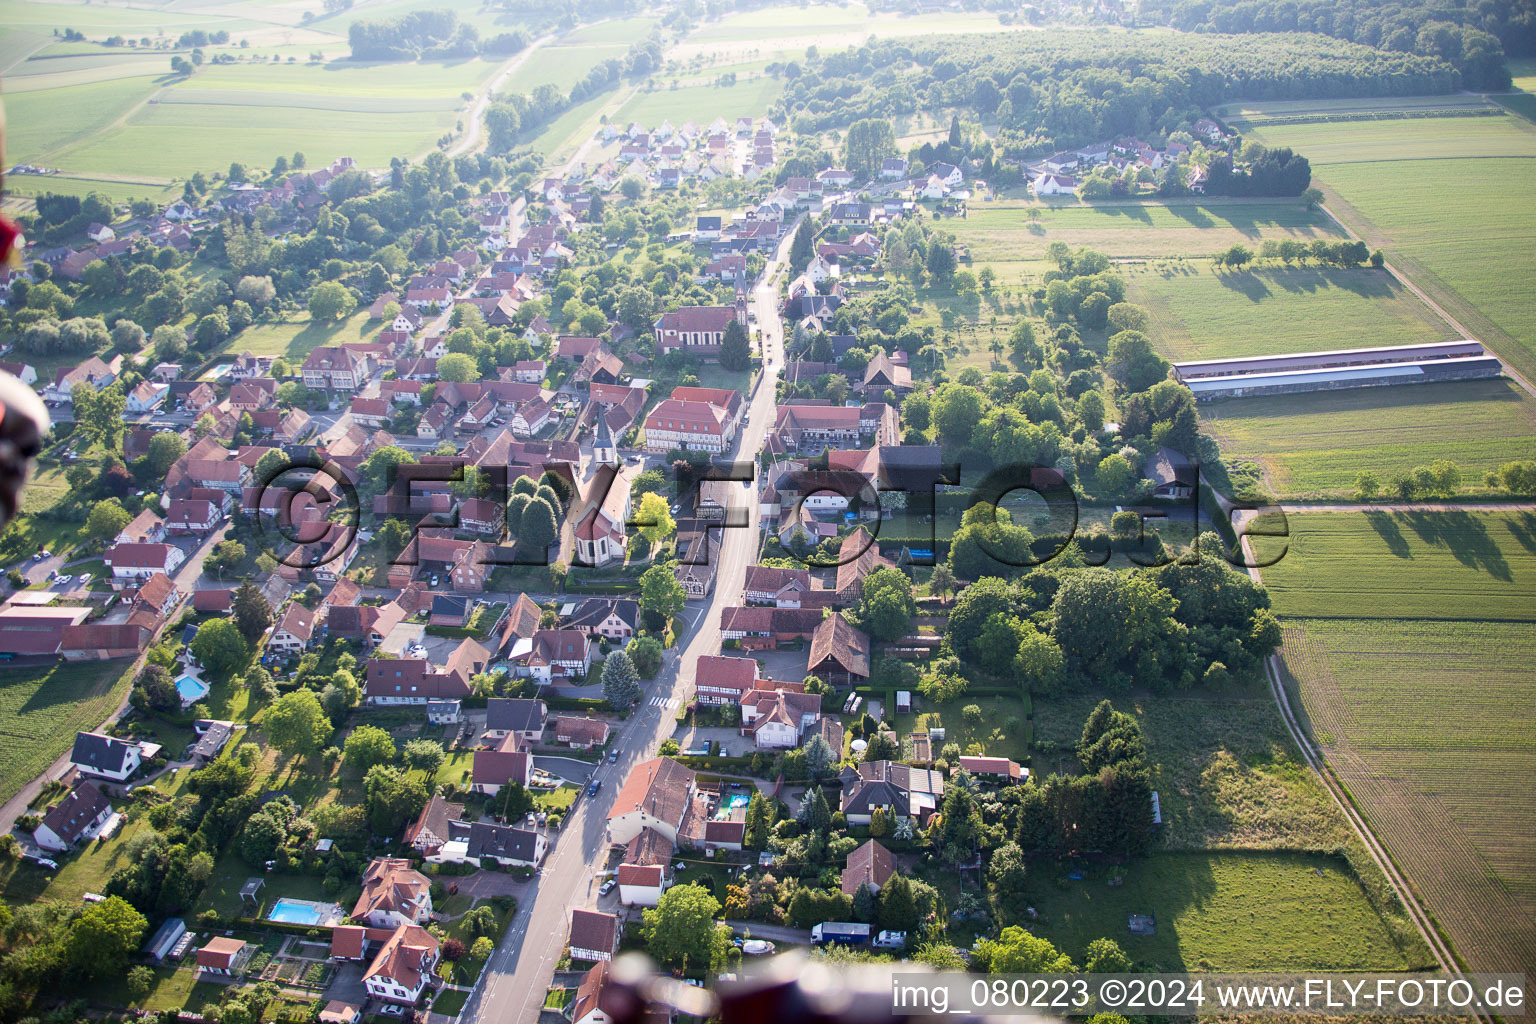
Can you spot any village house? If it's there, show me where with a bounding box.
[564,598,639,641]
[568,910,620,964]
[471,732,532,795]
[606,757,698,847]
[197,938,253,978]
[838,761,945,826]
[555,716,612,750]
[840,839,896,895]
[69,732,144,782]
[32,781,114,852]
[352,858,433,928]
[483,697,548,745]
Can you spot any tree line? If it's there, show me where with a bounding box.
[774,30,1459,159]
[1143,0,1526,89]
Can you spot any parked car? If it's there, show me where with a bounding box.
[586,779,601,797]
[53,574,72,585]
[76,573,91,586]
[607,749,619,763]
[429,574,440,587]
[872,930,908,949]
[598,878,617,896]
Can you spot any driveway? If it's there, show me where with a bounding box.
[531,756,596,784]
[669,724,744,757]
[325,962,368,1006]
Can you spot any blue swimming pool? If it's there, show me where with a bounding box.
[266,898,340,926]
[175,675,209,702]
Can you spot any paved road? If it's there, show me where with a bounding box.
[441,34,558,161]
[460,219,797,1024]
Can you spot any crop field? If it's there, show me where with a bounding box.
[1278,617,1536,974]
[1023,851,1424,971]
[945,199,1343,261]
[502,43,629,95]
[1,173,179,206]
[1199,379,1536,500]
[673,5,1033,63]
[1248,113,1536,383]
[615,76,786,127]
[1217,93,1497,124]
[1260,511,1536,621]
[0,660,134,806]
[1127,264,1453,361]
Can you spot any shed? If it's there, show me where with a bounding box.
[143,917,187,961]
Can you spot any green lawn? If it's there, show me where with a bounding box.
[1258,510,1536,621]
[90,964,227,1013]
[0,660,135,806]
[1020,851,1427,971]
[1127,264,1453,362]
[1200,377,1536,500]
[202,861,355,920]
[225,310,375,359]
[895,693,1033,764]
[535,783,579,813]
[946,199,1343,262]
[1249,112,1536,383]
[433,989,470,1016]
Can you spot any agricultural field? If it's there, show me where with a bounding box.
[671,5,1037,64]
[946,199,1343,262]
[1126,264,1454,362]
[1248,111,1536,383]
[613,76,786,129]
[0,660,134,806]
[1018,851,1425,971]
[1259,510,1536,621]
[1199,378,1536,500]
[1267,502,1536,978]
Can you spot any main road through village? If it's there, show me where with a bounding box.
[460,218,801,1024]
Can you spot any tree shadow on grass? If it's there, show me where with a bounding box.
[1091,203,1154,224]
[1364,510,1411,559]
[1505,512,1536,556]
[1397,509,1513,581]
[1212,270,1273,304]
[1165,203,1216,229]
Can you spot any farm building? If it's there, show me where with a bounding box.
[1173,340,1487,380]
[1175,341,1500,401]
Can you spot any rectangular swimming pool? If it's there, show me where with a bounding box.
[266,897,341,926]
[175,674,209,703]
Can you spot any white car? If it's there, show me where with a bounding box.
[76,573,91,586]
[53,574,72,586]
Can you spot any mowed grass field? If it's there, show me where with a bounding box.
[1263,511,1536,973]
[1127,264,1453,361]
[1248,111,1536,383]
[1199,378,1536,500]
[1025,851,1423,971]
[947,199,1343,261]
[1259,510,1536,621]
[0,660,134,806]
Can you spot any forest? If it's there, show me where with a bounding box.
[1142,0,1530,88]
[774,30,1461,155]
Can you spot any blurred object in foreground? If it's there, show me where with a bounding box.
[598,952,1042,1024]
[0,373,48,528]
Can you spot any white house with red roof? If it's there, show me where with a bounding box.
[103,542,185,584]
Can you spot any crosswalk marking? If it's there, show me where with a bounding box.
[649,695,679,708]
